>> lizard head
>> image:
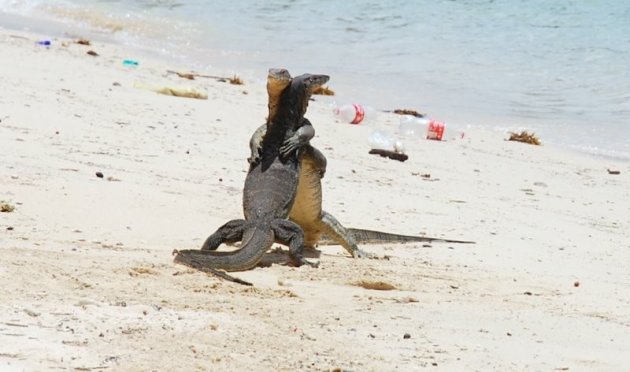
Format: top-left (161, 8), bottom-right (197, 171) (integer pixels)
top-left (288, 73), bottom-right (330, 121)
top-left (266, 68), bottom-right (292, 124)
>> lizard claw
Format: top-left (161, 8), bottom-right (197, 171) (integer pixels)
top-left (288, 257), bottom-right (320, 268)
top-left (300, 258), bottom-right (320, 268)
top-left (279, 139), bottom-right (300, 159)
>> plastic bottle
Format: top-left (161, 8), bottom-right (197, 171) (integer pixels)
top-left (399, 115), bottom-right (446, 141)
top-left (367, 130), bottom-right (394, 150)
top-left (333, 104), bottom-right (376, 125)
top-left (368, 130), bottom-right (406, 154)
top-left (426, 119), bottom-right (445, 141)
top-left (398, 115), bottom-right (430, 138)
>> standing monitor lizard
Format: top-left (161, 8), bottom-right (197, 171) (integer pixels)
top-left (173, 70), bottom-right (329, 281)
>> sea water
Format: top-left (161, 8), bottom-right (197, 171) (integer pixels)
top-left (1, 0), bottom-right (629, 160)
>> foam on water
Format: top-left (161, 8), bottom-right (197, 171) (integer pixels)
top-left (1, 0), bottom-right (629, 160)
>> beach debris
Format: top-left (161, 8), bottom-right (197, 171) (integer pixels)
top-left (23, 308), bottom-right (40, 317)
top-left (1, 202), bottom-right (15, 213)
top-left (36, 40), bottom-right (51, 46)
top-left (412, 172), bottom-right (431, 178)
top-left (395, 296), bottom-right (419, 303)
top-left (122, 59), bottom-right (139, 66)
top-left (368, 129), bottom-right (402, 152)
top-left (95, 171), bottom-right (104, 178)
top-left (76, 39), bottom-right (91, 46)
top-left (574, 281), bottom-right (580, 287)
top-left (426, 120), bottom-right (445, 140)
top-left (277, 277), bottom-right (293, 287)
top-left (403, 333), bottom-right (411, 339)
top-left (9, 34), bottom-right (31, 41)
top-left (134, 82), bottom-right (208, 99)
top-left (334, 103), bottom-right (375, 124)
top-left (369, 149), bottom-right (408, 162)
top-left (508, 131), bottom-right (541, 145)
top-left (129, 267), bottom-right (158, 276)
top-left (354, 280), bottom-right (397, 290)
top-left (392, 109), bottom-right (425, 118)
top-left (607, 169), bottom-right (620, 175)
top-left (169, 71), bottom-right (196, 80)
top-left (166, 70), bottom-right (244, 85)
top-left (229, 75), bottom-right (244, 85)
top-left (312, 85), bottom-right (335, 96)
top-left (86, 50), bottom-right (99, 56)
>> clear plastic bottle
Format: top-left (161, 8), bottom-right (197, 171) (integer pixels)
top-left (333, 104), bottom-right (376, 125)
top-left (368, 130), bottom-right (406, 153)
top-left (367, 130), bottom-right (394, 150)
top-left (398, 115), bottom-right (430, 138)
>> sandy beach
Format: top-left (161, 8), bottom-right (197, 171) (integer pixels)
top-left (1, 28), bottom-right (629, 371)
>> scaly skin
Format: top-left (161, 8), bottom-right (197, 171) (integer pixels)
top-left (248, 126), bottom-right (475, 259)
top-left (173, 69), bottom-right (330, 276)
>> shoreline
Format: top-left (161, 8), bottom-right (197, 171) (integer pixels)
top-left (2, 8), bottom-right (629, 163)
top-left (2, 27), bottom-right (630, 370)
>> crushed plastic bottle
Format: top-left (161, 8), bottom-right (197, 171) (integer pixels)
top-left (333, 103), bottom-right (376, 125)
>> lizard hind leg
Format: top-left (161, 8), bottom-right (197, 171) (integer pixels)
top-left (319, 211), bottom-right (371, 258)
top-left (201, 219), bottom-right (247, 250)
top-left (271, 219), bottom-right (319, 268)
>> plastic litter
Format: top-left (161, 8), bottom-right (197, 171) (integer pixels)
top-left (333, 103), bottom-right (376, 125)
top-left (426, 120), bottom-right (445, 141)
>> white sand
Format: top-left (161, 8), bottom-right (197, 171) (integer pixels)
top-left (1, 29), bottom-right (629, 371)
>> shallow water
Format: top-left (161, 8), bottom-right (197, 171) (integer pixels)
top-left (2, 0), bottom-right (629, 159)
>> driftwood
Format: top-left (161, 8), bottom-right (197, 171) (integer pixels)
top-left (166, 70), bottom-right (243, 85)
top-left (368, 149), bottom-right (408, 162)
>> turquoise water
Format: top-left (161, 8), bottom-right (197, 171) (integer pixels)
top-left (2, 0), bottom-right (629, 160)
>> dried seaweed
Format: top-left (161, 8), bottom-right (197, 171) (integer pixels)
top-left (392, 109), bottom-right (425, 118)
top-left (312, 85), bottom-right (335, 96)
top-left (1, 202), bottom-right (15, 213)
top-left (508, 131), bottom-right (541, 145)
top-left (228, 75), bottom-right (244, 85)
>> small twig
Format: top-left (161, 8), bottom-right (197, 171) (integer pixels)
top-left (9, 35), bottom-right (30, 41)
